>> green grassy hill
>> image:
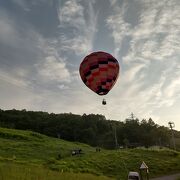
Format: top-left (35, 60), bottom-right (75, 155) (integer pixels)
top-left (0, 127), bottom-right (179, 180)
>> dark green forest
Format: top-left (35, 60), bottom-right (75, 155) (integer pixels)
top-left (0, 109), bottom-right (179, 149)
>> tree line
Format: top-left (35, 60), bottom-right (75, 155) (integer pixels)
top-left (0, 109), bottom-right (179, 149)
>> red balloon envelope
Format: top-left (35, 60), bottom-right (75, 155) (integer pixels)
top-left (79, 51), bottom-right (119, 95)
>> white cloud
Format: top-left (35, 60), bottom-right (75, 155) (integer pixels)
top-left (12, 0), bottom-right (30, 11)
top-left (34, 37), bottom-right (71, 84)
top-left (0, 10), bottom-right (19, 45)
top-left (122, 63), bottom-right (147, 83)
top-left (106, 1), bottom-right (131, 57)
top-left (58, 0), bottom-right (84, 28)
top-left (0, 75), bottom-right (43, 111)
top-left (0, 7), bottom-right (71, 88)
top-left (128, 0), bottom-right (180, 61)
top-left (36, 56), bottom-right (70, 83)
top-left (58, 84), bottom-right (69, 90)
top-left (0, 69), bottom-right (29, 88)
top-left (106, 0), bottom-right (180, 64)
top-left (57, 0), bottom-right (97, 55)
top-left (164, 77), bottom-right (180, 99)
top-left (60, 35), bottom-right (93, 56)
top-left (0, 8), bottom-right (44, 56)
top-left (109, 0), bottom-right (117, 7)
top-left (105, 0), bottom-right (180, 126)
top-left (1, 0), bottom-right (180, 129)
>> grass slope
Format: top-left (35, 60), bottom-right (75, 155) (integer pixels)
top-left (0, 162), bottom-right (111, 180)
top-left (0, 127), bottom-right (179, 180)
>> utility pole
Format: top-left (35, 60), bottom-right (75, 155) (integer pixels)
top-left (114, 126), bottom-right (118, 149)
top-left (168, 122), bottom-right (176, 150)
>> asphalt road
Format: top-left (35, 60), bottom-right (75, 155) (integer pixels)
top-left (150, 173), bottom-right (180, 180)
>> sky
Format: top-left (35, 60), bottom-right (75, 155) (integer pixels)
top-left (0, 0), bottom-right (180, 130)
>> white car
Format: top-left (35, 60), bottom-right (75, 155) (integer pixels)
top-left (128, 171), bottom-right (140, 180)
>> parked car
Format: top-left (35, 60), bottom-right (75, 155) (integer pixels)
top-left (128, 171), bottom-right (140, 180)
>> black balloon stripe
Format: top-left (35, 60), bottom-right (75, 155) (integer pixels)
top-left (85, 71), bottom-right (91, 77)
top-left (96, 87), bottom-right (109, 95)
top-left (98, 60), bottom-right (108, 64)
top-left (108, 58), bottom-right (117, 63)
top-left (90, 64), bottom-right (99, 70)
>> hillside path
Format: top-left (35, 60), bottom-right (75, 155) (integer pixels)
top-left (150, 173), bottom-right (180, 180)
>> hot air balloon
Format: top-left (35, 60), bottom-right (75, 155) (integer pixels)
top-left (79, 51), bottom-right (119, 105)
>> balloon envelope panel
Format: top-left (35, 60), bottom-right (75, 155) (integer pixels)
top-left (79, 51), bottom-right (119, 95)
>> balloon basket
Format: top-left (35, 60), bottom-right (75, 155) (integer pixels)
top-left (102, 99), bottom-right (106, 105)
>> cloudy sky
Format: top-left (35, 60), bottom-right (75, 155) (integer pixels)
top-left (0, 0), bottom-right (180, 130)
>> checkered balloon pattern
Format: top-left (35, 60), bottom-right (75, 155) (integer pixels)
top-left (79, 51), bottom-right (119, 95)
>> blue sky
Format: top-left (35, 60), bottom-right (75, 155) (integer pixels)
top-left (0, 0), bottom-right (180, 130)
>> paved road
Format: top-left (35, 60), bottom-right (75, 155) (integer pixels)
top-left (150, 173), bottom-right (180, 180)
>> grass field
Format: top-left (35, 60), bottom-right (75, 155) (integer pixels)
top-left (0, 162), bottom-right (113, 180)
top-left (0, 127), bottom-right (179, 180)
